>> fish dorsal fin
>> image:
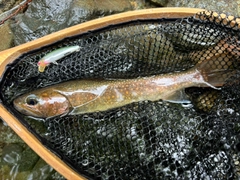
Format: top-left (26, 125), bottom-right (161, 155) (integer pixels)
top-left (164, 89), bottom-right (191, 104)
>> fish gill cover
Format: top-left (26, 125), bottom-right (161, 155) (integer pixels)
top-left (1, 11), bottom-right (240, 179)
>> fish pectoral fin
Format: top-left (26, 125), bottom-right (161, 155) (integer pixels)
top-left (163, 89), bottom-right (191, 104)
top-left (69, 105), bottom-right (92, 115)
top-left (60, 107), bottom-right (73, 117)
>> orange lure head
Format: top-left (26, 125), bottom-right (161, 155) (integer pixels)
top-left (37, 59), bottom-right (48, 72)
top-left (13, 89), bottom-right (70, 118)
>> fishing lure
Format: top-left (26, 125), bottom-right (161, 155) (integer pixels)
top-left (37, 45), bottom-right (80, 72)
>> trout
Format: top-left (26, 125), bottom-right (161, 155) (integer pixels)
top-left (13, 60), bottom-right (230, 118)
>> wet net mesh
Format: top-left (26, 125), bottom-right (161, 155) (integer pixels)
top-left (1, 11), bottom-right (240, 179)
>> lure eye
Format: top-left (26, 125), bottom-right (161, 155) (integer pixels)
top-left (25, 95), bottom-right (38, 106)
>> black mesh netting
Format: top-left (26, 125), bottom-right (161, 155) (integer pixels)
top-left (1, 11), bottom-right (240, 179)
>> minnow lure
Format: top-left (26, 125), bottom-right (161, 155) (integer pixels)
top-left (14, 58), bottom-right (231, 118)
top-left (37, 45), bottom-right (80, 72)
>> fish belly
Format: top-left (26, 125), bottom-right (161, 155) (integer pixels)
top-left (67, 77), bottom-right (184, 115)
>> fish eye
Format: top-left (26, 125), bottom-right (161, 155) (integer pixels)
top-left (25, 95), bottom-right (38, 106)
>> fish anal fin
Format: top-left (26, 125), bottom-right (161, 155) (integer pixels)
top-left (163, 89), bottom-right (191, 104)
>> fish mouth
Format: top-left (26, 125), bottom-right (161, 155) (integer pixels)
top-left (13, 99), bottom-right (26, 114)
top-left (13, 99), bottom-right (41, 117)
top-left (13, 99), bottom-right (22, 111)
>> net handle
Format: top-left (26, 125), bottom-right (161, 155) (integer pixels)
top-left (0, 7), bottom-right (204, 180)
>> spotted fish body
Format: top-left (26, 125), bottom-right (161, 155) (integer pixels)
top-left (13, 60), bottom-right (223, 118)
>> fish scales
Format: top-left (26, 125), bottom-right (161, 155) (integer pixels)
top-left (52, 70), bottom-right (195, 116)
top-left (13, 59), bottom-right (228, 118)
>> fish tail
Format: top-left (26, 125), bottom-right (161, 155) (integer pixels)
top-left (195, 57), bottom-right (236, 88)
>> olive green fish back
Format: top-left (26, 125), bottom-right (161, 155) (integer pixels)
top-left (1, 11), bottom-right (240, 179)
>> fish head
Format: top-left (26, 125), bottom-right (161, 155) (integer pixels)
top-left (13, 89), bottom-right (70, 118)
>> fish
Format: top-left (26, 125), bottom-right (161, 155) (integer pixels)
top-left (13, 59), bottom-right (232, 118)
top-left (37, 45), bottom-right (80, 72)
